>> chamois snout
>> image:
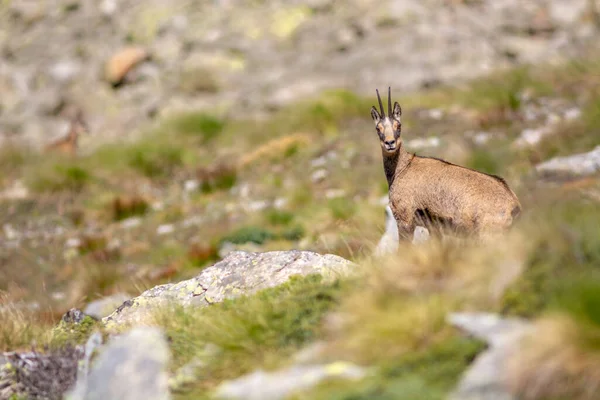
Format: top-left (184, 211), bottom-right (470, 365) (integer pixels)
top-left (371, 87), bottom-right (403, 154)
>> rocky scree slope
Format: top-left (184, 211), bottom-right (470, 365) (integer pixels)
top-left (1, 0), bottom-right (599, 150)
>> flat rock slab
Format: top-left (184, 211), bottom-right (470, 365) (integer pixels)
top-left (447, 312), bottom-right (533, 400)
top-left (103, 250), bottom-right (355, 328)
top-left (536, 145), bottom-right (600, 177)
top-left (214, 362), bottom-right (366, 400)
top-left (66, 327), bottom-right (170, 400)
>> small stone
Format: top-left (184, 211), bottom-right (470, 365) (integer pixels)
top-left (171, 15), bottom-right (188, 32)
top-left (472, 132), bottom-right (491, 145)
top-left (66, 327), bottom-right (170, 400)
top-left (182, 215), bottom-right (204, 228)
top-left (273, 198), bottom-right (288, 209)
top-left (325, 189), bottom-right (346, 199)
top-left (65, 237), bottom-right (82, 248)
top-left (84, 293), bottom-right (132, 320)
top-left (563, 107), bottom-right (581, 120)
top-left (2, 224), bottom-right (19, 240)
top-left (104, 47), bottom-right (149, 85)
top-left (184, 179), bottom-right (199, 192)
top-left (52, 292), bottom-right (66, 301)
top-left (215, 362), bottom-right (366, 400)
top-left (311, 169), bottom-right (328, 183)
top-left (310, 156), bottom-right (327, 168)
top-left (536, 145), bottom-right (600, 177)
top-left (156, 224), bottom-right (175, 235)
top-left (121, 217), bottom-right (142, 229)
top-left (246, 200), bottom-right (269, 212)
top-left (546, 113), bottom-right (561, 125)
top-left (48, 60), bottom-right (81, 83)
top-left (0, 180), bottom-right (29, 200)
top-left (406, 137), bottom-right (441, 150)
top-left (428, 108), bottom-right (443, 120)
top-left (99, 0), bottom-right (117, 15)
top-left (514, 127), bottom-right (550, 147)
top-left (61, 308), bottom-right (88, 324)
top-left (412, 226), bottom-right (430, 245)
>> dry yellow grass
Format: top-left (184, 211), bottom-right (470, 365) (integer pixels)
top-left (237, 132), bottom-right (312, 169)
top-left (0, 294), bottom-right (52, 352)
top-left (321, 232), bottom-right (530, 364)
top-left (506, 314), bottom-right (600, 400)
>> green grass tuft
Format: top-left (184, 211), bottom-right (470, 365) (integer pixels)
top-left (166, 112), bottom-right (225, 141)
top-left (219, 226), bottom-right (275, 245)
top-left (501, 197), bottom-right (600, 318)
top-left (266, 210), bottom-right (295, 226)
top-left (49, 315), bottom-right (102, 348)
top-left (293, 335), bottom-right (485, 400)
top-left (154, 274), bottom-right (350, 396)
top-left (26, 161), bottom-right (92, 193)
top-left (126, 141), bottom-right (185, 178)
top-left (328, 198), bottom-right (356, 221)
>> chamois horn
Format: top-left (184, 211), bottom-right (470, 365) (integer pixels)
top-left (376, 89), bottom-right (385, 117)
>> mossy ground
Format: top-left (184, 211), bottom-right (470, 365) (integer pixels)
top-left (1, 56), bottom-right (600, 399)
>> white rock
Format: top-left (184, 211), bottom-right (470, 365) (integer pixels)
top-left (406, 136), bottom-right (440, 150)
top-left (99, 0), bottom-right (117, 16)
top-left (181, 215), bottom-right (204, 228)
top-left (513, 127), bottom-right (551, 147)
top-left (51, 292), bottom-right (66, 301)
top-left (273, 198), bottom-right (288, 209)
top-left (156, 224), bottom-right (175, 235)
top-left (325, 189), bottom-right (346, 199)
top-left (3, 224), bottom-right (19, 240)
top-left (448, 312), bottom-right (533, 400)
top-left (67, 327), bottom-right (171, 400)
top-left (65, 237), bottom-right (82, 248)
top-left (121, 217), bottom-right (142, 229)
top-left (0, 180), bottom-right (29, 200)
top-left (246, 200), bottom-right (269, 212)
top-left (536, 145), bottom-right (600, 176)
top-left (48, 60), bottom-right (81, 83)
top-left (215, 362), bottom-right (366, 400)
top-left (310, 156), bottom-right (327, 168)
top-left (311, 169), bottom-right (328, 183)
top-left (472, 132), bottom-right (491, 145)
top-left (563, 107), bottom-right (582, 120)
top-left (184, 179), bottom-right (200, 192)
top-left (428, 108), bottom-right (443, 120)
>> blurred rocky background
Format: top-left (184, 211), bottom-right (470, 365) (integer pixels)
top-left (1, 0), bottom-right (599, 149)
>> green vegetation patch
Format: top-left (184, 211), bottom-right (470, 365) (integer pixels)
top-left (219, 223), bottom-right (306, 246)
top-left (164, 112), bottom-right (225, 142)
top-left (293, 335), bottom-right (485, 400)
top-left (154, 274), bottom-right (351, 396)
top-left (501, 197), bottom-right (600, 318)
top-left (26, 159), bottom-right (93, 193)
top-left (50, 315), bottom-right (102, 348)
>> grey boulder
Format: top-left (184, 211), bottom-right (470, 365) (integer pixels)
top-left (103, 250), bottom-right (355, 328)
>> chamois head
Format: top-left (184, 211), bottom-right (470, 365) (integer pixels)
top-left (370, 87), bottom-right (402, 154)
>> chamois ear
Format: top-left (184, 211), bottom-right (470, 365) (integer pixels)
top-left (392, 102), bottom-right (402, 121)
top-left (371, 106), bottom-right (381, 124)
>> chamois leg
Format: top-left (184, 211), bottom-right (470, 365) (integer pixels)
top-left (396, 217), bottom-right (416, 242)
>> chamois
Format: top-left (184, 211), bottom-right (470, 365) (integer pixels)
top-left (44, 108), bottom-right (89, 156)
top-left (370, 87), bottom-right (521, 242)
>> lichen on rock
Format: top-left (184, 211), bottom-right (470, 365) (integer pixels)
top-left (102, 250), bottom-right (355, 329)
